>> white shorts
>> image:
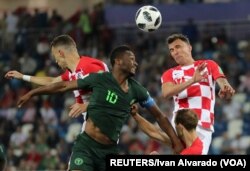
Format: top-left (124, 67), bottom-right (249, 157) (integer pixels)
top-left (196, 125), bottom-right (212, 155)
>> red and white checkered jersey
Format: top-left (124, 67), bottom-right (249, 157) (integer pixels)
top-left (61, 56), bottom-right (109, 103)
top-left (161, 60), bottom-right (225, 131)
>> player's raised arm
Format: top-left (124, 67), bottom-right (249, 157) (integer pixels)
top-left (17, 80), bottom-right (78, 107)
top-left (161, 62), bottom-right (207, 99)
top-left (145, 104), bottom-right (184, 153)
top-left (130, 105), bottom-right (171, 146)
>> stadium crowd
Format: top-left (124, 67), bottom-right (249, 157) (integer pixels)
top-left (0, 2), bottom-right (250, 170)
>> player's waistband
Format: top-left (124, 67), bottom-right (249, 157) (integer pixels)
top-left (79, 132), bottom-right (118, 149)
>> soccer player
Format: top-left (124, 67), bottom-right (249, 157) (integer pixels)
top-left (5, 34), bottom-right (109, 130)
top-left (130, 105), bottom-right (202, 155)
top-left (161, 33), bottom-right (235, 154)
top-left (17, 45), bottom-right (183, 171)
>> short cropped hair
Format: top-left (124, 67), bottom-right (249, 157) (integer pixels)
top-left (50, 35), bottom-right (76, 48)
top-left (166, 33), bottom-right (190, 45)
top-left (175, 109), bottom-right (198, 131)
top-left (109, 45), bottom-right (132, 66)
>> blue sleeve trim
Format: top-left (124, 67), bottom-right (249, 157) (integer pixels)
top-left (139, 97), bottom-right (155, 108)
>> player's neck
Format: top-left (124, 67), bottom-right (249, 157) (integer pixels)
top-left (112, 71), bottom-right (128, 84)
top-left (67, 56), bottom-right (80, 72)
top-left (181, 57), bottom-right (195, 66)
top-left (112, 70), bottom-right (129, 92)
top-left (182, 129), bottom-right (197, 147)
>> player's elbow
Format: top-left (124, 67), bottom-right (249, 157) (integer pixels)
top-left (162, 91), bottom-right (172, 99)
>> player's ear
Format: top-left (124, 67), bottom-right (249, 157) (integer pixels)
top-left (58, 49), bottom-right (65, 58)
top-left (189, 44), bottom-right (192, 52)
top-left (115, 58), bottom-right (122, 65)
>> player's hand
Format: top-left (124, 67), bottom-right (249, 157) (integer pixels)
top-left (130, 104), bottom-right (139, 116)
top-left (69, 103), bottom-right (88, 118)
top-left (192, 62), bottom-right (208, 83)
top-left (150, 151), bottom-right (160, 155)
top-left (5, 70), bottom-right (23, 79)
top-left (218, 84), bottom-right (235, 99)
top-left (17, 93), bottom-right (32, 108)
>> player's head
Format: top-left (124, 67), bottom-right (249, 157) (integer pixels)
top-left (109, 45), bottom-right (138, 76)
top-left (166, 33), bottom-right (192, 65)
top-left (50, 35), bottom-right (78, 70)
top-left (174, 109), bottom-right (198, 138)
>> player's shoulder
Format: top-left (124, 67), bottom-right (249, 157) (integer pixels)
top-left (95, 71), bottom-right (111, 79)
top-left (84, 71), bottom-right (108, 82)
top-left (162, 65), bottom-right (180, 75)
top-left (128, 78), bottom-right (144, 88)
top-left (195, 59), bottom-right (217, 65)
top-left (80, 56), bottom-right (102, 63)
top-left (90, 71), bottom-right (108, 77)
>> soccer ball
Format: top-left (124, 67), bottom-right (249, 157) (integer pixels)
top-left (135, 5), bottom-right (162, 32)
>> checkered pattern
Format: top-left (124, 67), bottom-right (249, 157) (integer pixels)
top-left (61, 56), bottom-right (109, 103)
top-left (161, 60), bottom-right (225, 131)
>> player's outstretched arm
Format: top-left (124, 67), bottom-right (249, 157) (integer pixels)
top-left (146, 104), bottom-right (184, 154)
top-left (5, 70), bottom-right (62, 85)
top-left (17, 80), bottom-right (78, 107)
top-left (130, 105), bottom-right (171, 146)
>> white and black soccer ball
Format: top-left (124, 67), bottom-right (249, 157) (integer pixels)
top-left (135, 5), bottom-right (162, 32)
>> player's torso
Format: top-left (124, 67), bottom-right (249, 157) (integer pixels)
top-left (88, 74), bottom-right (138, 117)
top-left (171, 61), bottom-right (215, 102)
top-left (87, 73), bottom-right (141, 142)
top-left (171, 61), bottom-right (216, 130)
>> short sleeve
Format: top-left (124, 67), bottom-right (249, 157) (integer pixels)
top-left (132, 82), bottom-right (155, 108)
top-left (207, 60), bottom-right (225, 80)
top-left (135, 85), bottom-right (150, 102)
top-left (61, 70), bottom-right (70, 81)
top-left (85, 61), bottom-right (109, 74)
top-left (161, 69), bottom-right (174, 84)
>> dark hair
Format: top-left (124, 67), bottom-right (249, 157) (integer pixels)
top-left (50, 35), bottom-right (76, 48)
top-left (175, 109), bottom-right (198, 131)
top-left (166, 33), bottom-right (190, 45)
top-left (109, 45), bottom-right (132, 66)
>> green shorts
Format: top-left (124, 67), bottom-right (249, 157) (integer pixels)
top-left (69, 132), bottom-right (118, 171)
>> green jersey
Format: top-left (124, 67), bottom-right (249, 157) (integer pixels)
top-left (77, 72), bottom-right (150, 142)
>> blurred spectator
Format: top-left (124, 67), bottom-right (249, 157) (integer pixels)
top-left (19, 53), bottom-right (37, 75)
top-left (39, 100), bottom-right (58, 127)
top-left (77, 9), bottom-right (92, 48)
top-left (49, 9), bottom-right (63, 29)
top-left (5, 12), bottom-right (19, 50)
top-left (32, 8), bottom-right (48, 29)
